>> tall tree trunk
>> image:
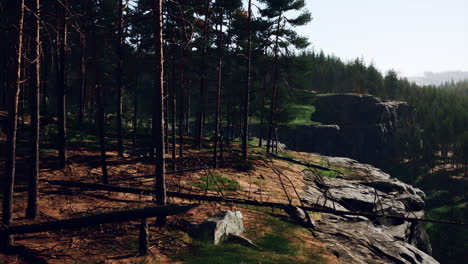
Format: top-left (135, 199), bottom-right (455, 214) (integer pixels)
top-left (226, 101), bottom-right (231, 148)
top-left (195, 0), bottom-right (210, 149)
top-left (41, 47), bottom-right (48, 116)
top-left (185, 81), bottom-right (190, 135)
top-left (242, 0), bottom-right (252, 160)
top-left (164, 79), bottom-right (169, 154)
top-left (26, 0), bottom-right (41, 220)
top-left (178, 49), bottom-right (185, 158)
top-left (0, 4), bottom-right (6, 108)
top-left (133, 40), bottom-right (142, 146)
top-left (56, 1), bottom-right (68, 168)
top-left (170, 49), bottom-right (177, 172)
top-left (214, 3), bottom-right (224, 168)
top-left (78, 0), bottom-right (88, 125)
top-left (258, 75), bottom-right (267, 147)
top-left (20, 42), bottom-right (27, 126)
top-left (116, 0), bottom-right (124, 157)
top-left (96, 83), bottom-right (108, 184)
top-left (267, 15), bottom-right (281, 153)
top-left (78, 36), bottom-right (86, 125)
top-left (92, 5), bottom-right (108, 184)
top-left (1, 0), bottom-right (24, 248)
top-left (133, 75), bottom-right (138, 146)
top-left (153, 0), bottom-right (166, 207)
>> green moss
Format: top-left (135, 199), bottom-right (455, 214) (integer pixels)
top-left (40, 148), bottom-right (58, 155)
top-left (316, 170), bottom-right (338, 179)
top-left (191, 174), bottom-right (240, 192)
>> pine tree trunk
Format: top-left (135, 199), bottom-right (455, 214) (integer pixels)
top-left (171, 50), bottom-right (177, 172)
top-left (258, 75), bottom-right (268, 147)
top-left (164, 80), bottom-right (169, 154)
top-left (1, 0), bottom-right (24, 248)
top-left (78, 0), bottom-right (88, 125)
top-left (178, 49), bottom-right (185, 158)
top-left (267, 15), bottom-right (281, 153)
top-left (214, 3), bottom-right (224, 168)
top-left (153, 0), bottom-right (166, 206)
top-left (185, 82), bottom-right (190, 135)
top-left (56, 1), bottom-right (68, 168)
top-left (94, 32), bottom-right (109, 184)
top-left (41, 47), bottom-right (48, 116)
top-left (133, 40), bottom-right (142, 146)
top-left (116, 0), bottom-right (124, 157)
top-left (133, 75), bottom-right (138, 146)
top-left (195, 0), bottom-right (211, 149)
top-left (96, 83), bottom-right (108, 184)
top-left (242, 0), bottom-right (252, 160)
top-left (26, 0), bottom-right (41, 220)
top-left (226, 102), bottom-right (231, 148)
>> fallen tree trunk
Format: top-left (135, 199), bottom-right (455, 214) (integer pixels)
top-left (43, 179), bottom-right (154, 195)
top-left (267, 153), bottom-right (343, 175)
top-left (0, 204), bottom-right (196, 236)
top-left (108, 167), bottom-right (209, 182)
top-left (42, 179), bottom-right (466, 226)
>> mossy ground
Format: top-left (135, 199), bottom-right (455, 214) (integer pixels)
top-left (191, 173), bottom-right (241, 191)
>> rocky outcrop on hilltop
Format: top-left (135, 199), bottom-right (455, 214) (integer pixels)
top-left (310, 94), bottom-right (415, 165)
top-left (252, 94), bottom-right (416, 166)
top-left (300, 154), bottom-right (437, 264)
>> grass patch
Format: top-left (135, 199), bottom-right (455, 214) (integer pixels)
top-left (316, 169), bottom-right (338, 179)
top-left (40, 148), bottom-right (58, 155)
top-left (191, 174), bottom-right (240, 192)
top-left (278, 104), bottom-right (319, 127)
top-left (256, 220), bottom-right (297, 255)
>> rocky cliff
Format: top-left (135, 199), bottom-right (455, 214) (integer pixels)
top-left (300, 153), bottom-right (437, 264)
top-left (253, 94), bottom-right (415, 166)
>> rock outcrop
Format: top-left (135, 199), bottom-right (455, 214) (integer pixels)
top-left (300, 155), bottom-right (437, 264)
top-left (252, 94), bottom-right (416, 166)
top-left (188, 210), bottom-right (245, 245)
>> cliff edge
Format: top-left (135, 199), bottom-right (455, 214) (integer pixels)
top-left (299, 153), bottom-right (437, 264)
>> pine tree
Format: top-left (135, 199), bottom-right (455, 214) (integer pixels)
top-left (153, 0), bottom-right (166, 207)
top-left (1, 0), bottom-right (25, 248)
top-left (26, 0), bottom-right (41, 220)
top-left (259, 0), bottom-right (311, 153)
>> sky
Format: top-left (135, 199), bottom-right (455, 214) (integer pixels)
top-left (294, 0), bottom-right (468, 77)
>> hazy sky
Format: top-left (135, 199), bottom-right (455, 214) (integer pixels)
top-left (295, 0), bottom-right (468, 77)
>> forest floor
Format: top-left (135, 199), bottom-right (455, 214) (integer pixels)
top-left (0, 129), bottom-right (338, 264)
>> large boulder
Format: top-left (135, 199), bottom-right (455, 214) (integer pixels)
top-left (189, 210), bottom-right (245, 245)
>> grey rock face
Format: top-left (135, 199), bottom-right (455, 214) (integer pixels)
top-left (189, 211), bottom-right (245, 245)
top-left (300, 155), bottom-right (436, 263)
top-left (313, 94), bottom-right (389, 126)
top-left (315, 214), bottom-right (438, 264)
top-left (310, 94), bottom-right (412, 166)
top-left (250, 94), bottom-right (416, 166)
